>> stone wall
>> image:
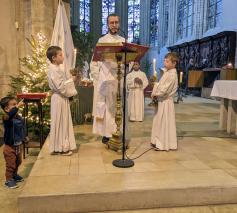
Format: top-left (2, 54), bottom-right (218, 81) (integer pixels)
top-left (0, 0), bottom-right (70, 98)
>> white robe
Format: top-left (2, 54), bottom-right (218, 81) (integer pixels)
top-left (151, 68), bottom-right (178, 151)
top-left (127, 70), bottom-right (148, 121)
top-left (90, 33), bottom-right (125, 137)
top-left (47, 64), bottom-right (77, 153)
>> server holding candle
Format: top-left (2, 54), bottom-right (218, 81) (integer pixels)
top-left (150, 52), bottom-right (179, 151)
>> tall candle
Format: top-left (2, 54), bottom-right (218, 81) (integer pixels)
top-left (73, 49), bottom-right (77, 68)
top-left (180, 71), bottom-right (183, 83)
top-left (153, 58), bottom-right (156, 77)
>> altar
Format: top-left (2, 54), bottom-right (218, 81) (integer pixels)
top-left (211, 80), bottom-right (237, 135)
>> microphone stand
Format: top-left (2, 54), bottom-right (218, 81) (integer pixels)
top-left (112, 30), bottom-right (134, 168)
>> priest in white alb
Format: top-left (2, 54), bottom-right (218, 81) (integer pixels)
top-left (90, 14), bottom-right (125, 144)
top-left (127, 61), bottom-right (148, 122)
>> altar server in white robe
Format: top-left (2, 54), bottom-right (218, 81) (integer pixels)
top-left (127, 61), bottom-right (148, 121)
top-left (46, 46), bottom-right (77, 155)
top-left (150, 52), bottom-right (179, 151)
top-left (90, 14), bottom-right (125, 144)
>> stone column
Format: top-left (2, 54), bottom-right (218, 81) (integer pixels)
top-left (30, 0), bottom-right (61, 40)
top-left (167, 0), bottom-right (177, 46)
top-left (0, 0), bottom-right (19, 97)
top-left (158, 0), bottom-right (164, 50)
top-left (71, 0), bottom-right (79, 28)
top-left (116, 0), bottom-right (128, 38)
top-left (140, 0), bottom-right (150, 45)
top-left (91, 0), bottom-right (102, 46)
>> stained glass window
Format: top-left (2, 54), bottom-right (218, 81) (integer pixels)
top-left (79, 0), bottom-right (90, 32)
top-left (128, 0), bottom-right (140, 43)
top-left (150, 0), bottom-right (159, 46)
top-left (177, 0), bottom-right (193, 40)
top-left (102, 0), bottom-right (116, 35)
top-left (207, 0), bottom-right (222, 30)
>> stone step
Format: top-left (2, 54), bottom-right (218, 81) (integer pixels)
top-left (18, 140), bottom-right (237, 213)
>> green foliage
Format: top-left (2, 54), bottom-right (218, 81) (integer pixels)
top-left (72, 30), bottom-right (94, 69)
top-left (9, 32), bottom-right (50, 138)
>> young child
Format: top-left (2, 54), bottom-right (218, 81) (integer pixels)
top-left (46, 46), bottom-right (77, 156)
top-left (0, 96), bottom-right (25, 188)
top-left (126, 61), bottom-right (148, 122)
top-left (150, 52), bottom-right (179, 151)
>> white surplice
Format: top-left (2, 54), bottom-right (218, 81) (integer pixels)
top-left (90, 33), bottom-right (125, 137)
top-left (47, 64), bottom-right (77, 153)
top-left (126, 70), bottom-right (148, 121)
top-left (151, 68), bottom-right (178, 151)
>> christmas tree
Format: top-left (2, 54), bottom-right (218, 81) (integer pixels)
top-left (9, 32), bottom-right (50, 137)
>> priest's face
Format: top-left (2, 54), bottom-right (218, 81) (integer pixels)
top-left (133, 62), bottom-right (140, 71)
top-left (108, 16), bottom-right (120, 35)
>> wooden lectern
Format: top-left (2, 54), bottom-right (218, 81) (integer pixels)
top-left (92, 42), bottom-right (148, 168)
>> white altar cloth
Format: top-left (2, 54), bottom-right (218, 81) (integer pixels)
top-left (211, 80), bottom-right (237, 135)
top-left (211, 80), bottom-right (237, 100)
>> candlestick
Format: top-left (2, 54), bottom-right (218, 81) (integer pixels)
top-left (73, 49), bottom-right (77, 68)
top-left (180, 71), bottom-right (183, 84)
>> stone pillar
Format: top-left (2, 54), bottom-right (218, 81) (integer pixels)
top-left (71, 0), bottom-right (79, 28)
top-left (167, 0), bottom-right (177, 46)
top-left (140, 0), bottom-right (150, 45)
top-left (158, 0), bottom-right (164, 50)
top-left (0, 0), bottom-right (65, 96)
top-left (116, 0), bottom-right (128, 38)
top-left (91, 0), bottom-right (102, 46)
top-left (0, 0), bottom-right (20, 97)
top-left (30, 0), bottom-right (60, 40)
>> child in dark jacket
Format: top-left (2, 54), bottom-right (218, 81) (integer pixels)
top-left (0, 96), bottom-right (25, 188)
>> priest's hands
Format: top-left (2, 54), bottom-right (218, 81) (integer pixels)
top-left (134, 77), bottom-right (143, 86)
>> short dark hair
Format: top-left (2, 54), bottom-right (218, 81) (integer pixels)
top-left (165, 52), bottom-right (179, 64)
top-left (107, 13), bottom-right (120, 24)
top-left (46, 46), bottom-right (62, 63)
top-left (0, 96), bottom-right (16, 111)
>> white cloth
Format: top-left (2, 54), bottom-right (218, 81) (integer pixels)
top-left (47, 64), bottom-right (77, 153)
top-left (126, 70), bottom-right (148, 121)
top-left (90, 33), bottom-right (125, 137)
top-left (82, 61), bottom-right (89, 79)
top-left (211, 80), bottom-right (237, 100)
top-left (50, 0), bottom-right (75, 79)
top-left (151, 68), bottom-right (178, 151)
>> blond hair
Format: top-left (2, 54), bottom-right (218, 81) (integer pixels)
top-left (165, 52), bottom-right (179, 64)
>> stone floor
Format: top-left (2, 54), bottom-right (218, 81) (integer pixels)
top-left (1, 96), bottom-right (237, 212)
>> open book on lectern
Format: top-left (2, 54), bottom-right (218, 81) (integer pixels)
top-left (92, 42), bottom-right (149, 63)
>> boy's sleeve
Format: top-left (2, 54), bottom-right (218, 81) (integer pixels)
top-left (90, 61), bottom-right (101, 81)
top-left (142, 73), bottom-right (149, 89)
top-left (152, 74), bottom-right (176, 98)
top-left (126, 73), bottom-right (135, 90)
top-left (50, 70), bottom-right (77, 97)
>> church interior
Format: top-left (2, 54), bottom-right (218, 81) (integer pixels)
top-left (1, 0), bottom-right (237, 212)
